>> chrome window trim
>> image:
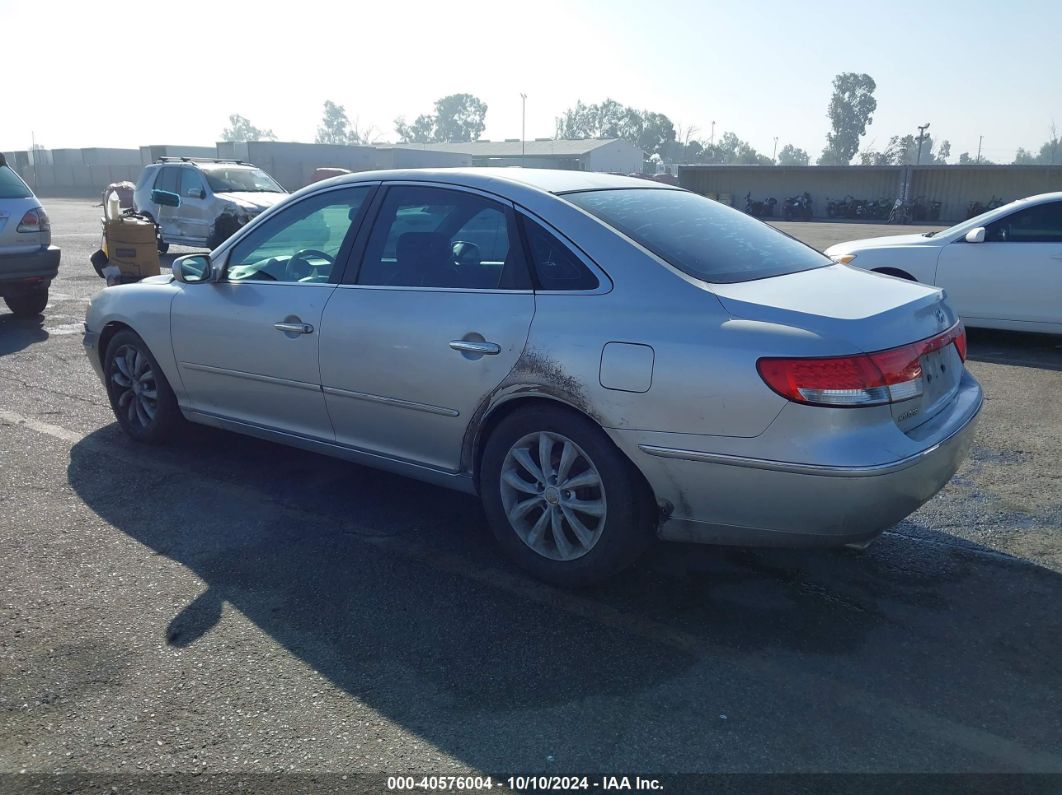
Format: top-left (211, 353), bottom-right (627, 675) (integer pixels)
top-left (332, 284), bottom-right (532, 295)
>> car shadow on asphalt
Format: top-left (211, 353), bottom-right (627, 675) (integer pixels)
top-left (966, 329), bottom-right (1062, 372)
top-left (0, 312), bottom-right (49, 355)
top-left (65, 422), bottom-right (1062, 771)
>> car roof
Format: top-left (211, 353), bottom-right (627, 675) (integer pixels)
top-left (325, 167), bottom-right (679, 197)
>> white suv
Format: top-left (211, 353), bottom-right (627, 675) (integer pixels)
top-left (132, 158), bottom-right (287, 252)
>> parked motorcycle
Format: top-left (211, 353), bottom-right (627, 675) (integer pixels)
top-left (782, 192), bottom-right (813, 221)
top-left (744, 193), bottom-right (778, 219)
top-left (888, 198), bottom-right (913, 225)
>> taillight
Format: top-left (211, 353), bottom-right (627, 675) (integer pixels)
top-left (757, 322), bottom-right (966, 407)
top-left (17, 208), bottom-right (49, 233)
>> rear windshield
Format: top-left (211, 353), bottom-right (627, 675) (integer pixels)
top-left (564, 188), bottom-right (829, 283)
top-left (0, 165), bottom-right (33, 199)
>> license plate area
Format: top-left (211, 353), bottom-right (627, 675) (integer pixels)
top-left (893, 344), bottom-right (962, 433)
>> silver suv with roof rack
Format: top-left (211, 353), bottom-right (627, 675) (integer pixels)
top-left (132, 157), bottom-right (288, 252)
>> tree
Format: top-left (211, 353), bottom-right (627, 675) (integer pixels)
top-left (554, 98), bottom-right (676, 158)
top-left (637, 112), bottom-right (677, 160)
top-left (777, 144), bottom-right (810, 166)
top-left (1013, 126), bottom-right (1060, 164)
top-left (859, 133), bottom-right (950, 165)
top-left (711, 131), bottom-right (773, 165)
top-left (959, 151), bottom-right (994, 165)
top-left (394, 114), bottom-right (436, 144)
top-left (818, 73), bottom-right (877, 165)
top-left (316, 100), bottom-right (360, 145)
top-left (220, 113), bottom-right (275, 143)
top-left (394, 94), bottom-right (488, 144)
top-left (432, 93), bottom-right (488, 143)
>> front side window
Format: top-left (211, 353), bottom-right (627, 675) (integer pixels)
top-left (179, 168), bottom-right (206, 199)
top-left (225, 187), bottom-right (372, 283)
top-left (203, 167), bottom-right (284, 194)
top-left (565, 188), bottom-right (829, 284)
top-left (520, 216), bottom-right (599, 291)
top-left (985, 201), bottom-right (1062, 243)
top-left (356, 186), bottom-right (529, 289)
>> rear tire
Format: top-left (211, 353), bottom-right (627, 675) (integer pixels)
top-left (103, 330), bottom-right (181, 444)
top-left (4, 288), bottom-right (48, 317)
top-left (480, 405), bottom-right (655, 587)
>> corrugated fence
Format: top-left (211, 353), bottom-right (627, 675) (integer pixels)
top-left (679, 165), bottom-right (1062, 222)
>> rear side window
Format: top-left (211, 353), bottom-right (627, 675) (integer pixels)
top-left (0, 165), bottom-right (32, 199)
top-left (153, 167), bottom-right (179, 194)
top-left (520, 216), bottom-right (599, 291)
top-left (565, 188), bottom-right (829, 284)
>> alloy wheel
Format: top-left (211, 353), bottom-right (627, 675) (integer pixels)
top-left (499, 431), bottom-right (607, 561)
top-left (110, 344), bottom-right (159, 430)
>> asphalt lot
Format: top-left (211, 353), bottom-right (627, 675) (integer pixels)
top-left (1, 199), bottom-right (1060, 784)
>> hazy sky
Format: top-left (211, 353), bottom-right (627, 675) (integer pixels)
top-left (3, 0), bottom-right (1059, 161)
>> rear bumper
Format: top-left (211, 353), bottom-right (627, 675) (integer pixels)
top-left (614, 372), bottom-right (983, 547)
top-left (0, 246), bottom-right (60, 291)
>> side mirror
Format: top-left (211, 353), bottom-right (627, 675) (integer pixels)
top-left (151, 189), bottom-right (181, 208)
top-left (965, 227), bottom-right (986, 244)
top-left (172, 254), bottom-right (212, 283)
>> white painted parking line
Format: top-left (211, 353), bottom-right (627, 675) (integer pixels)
top-left (44, 322), bottom-right (85, 336)
top-left (0, 409), bottom-right (83, 444)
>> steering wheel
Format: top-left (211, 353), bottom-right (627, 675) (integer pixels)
top-left (285, 248), bottom-right (335, 282)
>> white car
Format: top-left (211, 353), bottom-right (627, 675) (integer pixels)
top-left (825, 192), bottom-right (1062, 334)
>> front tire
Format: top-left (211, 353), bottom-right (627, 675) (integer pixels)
top-left (4, 288), bottom-right (48, 317)
top-left (104, 330), bottom-right (181, 443)
top-left (480, 406), bottom-right (655, 587)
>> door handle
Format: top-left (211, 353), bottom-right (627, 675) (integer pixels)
top-left (449, 340), bottom-right (501, 355)
top-left (274, 321), bottom-right (314, 334)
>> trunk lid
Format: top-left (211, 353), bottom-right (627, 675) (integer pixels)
top-left (713, 264), bottom-right (964, 433)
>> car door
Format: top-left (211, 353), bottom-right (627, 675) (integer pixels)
top-left (152, 166), bottom-right (181, 240)
top-left (171, 184), bottom-right (376, 439)
top-left (319, 183), bottom-right (535, 472)
top-left (936, 200), bottom-right (1062, 325)
top-left (176, 167), bottom-right (212, 244)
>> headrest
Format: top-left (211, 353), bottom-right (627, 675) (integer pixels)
top-left (396, 232), bottom-right (451, 263)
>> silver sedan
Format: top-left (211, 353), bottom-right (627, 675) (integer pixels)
top-left (83, 169), bottom-right (983, 586)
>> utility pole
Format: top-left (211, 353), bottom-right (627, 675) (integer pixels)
top-left (916, 122), bottom-right (931, 165)
top-left (520, 93), bottom-right (527, 166)
top-left (709, 120), bottom-right (716, 147)
top-left (772, 136), bottom-right (779, 163)
top-left (976, 135), bottom-right (983, 164)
